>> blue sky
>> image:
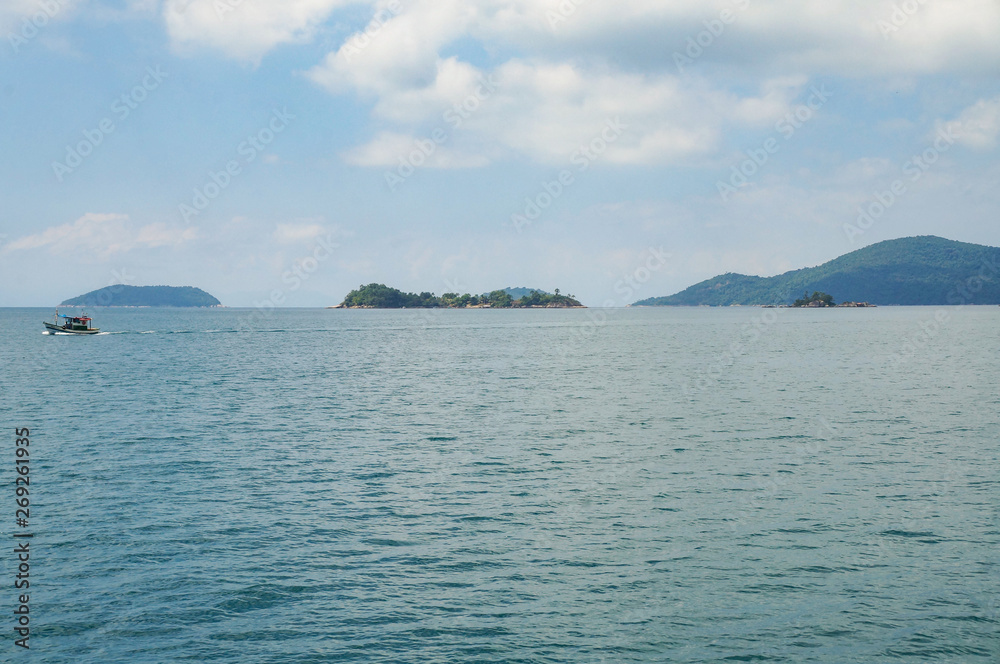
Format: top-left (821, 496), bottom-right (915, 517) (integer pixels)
top-left (2, 0), bottom-right (999, 306)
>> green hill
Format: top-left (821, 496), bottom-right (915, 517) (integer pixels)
top-left (633, 236), bottom-right (1000, 306)
top-left (61, 285), bottom-right (221, 307)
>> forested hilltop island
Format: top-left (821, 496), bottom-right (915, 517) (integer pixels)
top-left (634, 236), bottom-right (1000, 306)
top-left (336, 284), bottom-right (584, 308)
top-left (61, 285), bottom-right (221, 307)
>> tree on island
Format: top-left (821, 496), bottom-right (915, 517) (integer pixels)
top-left (793, 291), bottom-right (835, 307)
top-left (518, 290), bottom-right (542, 306)
top-left (485, 290), bottom-right (513, 307)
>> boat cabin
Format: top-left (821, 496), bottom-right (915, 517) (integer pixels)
top-left (60, 315), bottom-right (94, 331)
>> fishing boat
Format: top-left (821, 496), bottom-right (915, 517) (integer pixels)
top-left (43, 311), bottom-right (100, 335)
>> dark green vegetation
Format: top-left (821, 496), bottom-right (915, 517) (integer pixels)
top-left (793, 291), bottom-right (835, 307)
top-left (633, 236), bottom-right (1000, 306)
top-left (340, 284), bottom-right (583, 308)
top-left (61, 285), bottom-right (221, 307)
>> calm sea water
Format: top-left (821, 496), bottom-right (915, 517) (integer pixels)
top-left (1, 306), bottom-right (998, 663)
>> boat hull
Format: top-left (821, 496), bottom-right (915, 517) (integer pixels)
top-left (43, 322), bottom-right (100, 335)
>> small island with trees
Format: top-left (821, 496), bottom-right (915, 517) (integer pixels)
top-left (793, 291), bottom-right (835, 307)
top-left (789, 291), bottom-right (875, 308)
top-left (335, 284), bottom-right (585, 308)
top-left (792, 291), bottom-right (875, 309)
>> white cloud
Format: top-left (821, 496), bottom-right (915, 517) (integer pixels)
top-left (133, 222), bottom-right (199, 248)
top-left (304, 0), bottom-right (1000, 75)
top-left (3, 213), bottom-right (197, 258)
top-left (308, 1), bottom-right (812, 166)
top-left (502, 0), bottom-right (1000, 76)
top-left (157, 0), bottom-right (1000, 76)
top-left (327, 58), bottom-right (805, 167)
top-left (162, 0), bottom-right (356, 62)
top-left (304, 1), bottom-right (999, 168)
top-left (151, 1), bottom-right (1000, 168)
top-left (940, 96), bottom-right (1000, 150)
top-left (272, 221), bottom-right (327, 243)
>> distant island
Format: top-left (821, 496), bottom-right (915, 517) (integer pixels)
top-left (335, 284), bottom-right (584, 308)
top-left (786, 291), bottom-right (875, 308)
top-left (61, 285), bottom-right (222, 307)
top-left (633, 236), bottom-right (1000, 306)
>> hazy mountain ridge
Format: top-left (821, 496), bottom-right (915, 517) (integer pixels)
top-left (633, 236), bottom-right (1000, 306)
top-left (500, 287), bottom-right (550, 299)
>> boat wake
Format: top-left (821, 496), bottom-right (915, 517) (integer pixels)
top-left (44, 328), bottom-right (332, 336)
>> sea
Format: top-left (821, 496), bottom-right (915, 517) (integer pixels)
top-left (1, 306), bottom-right (998, 663)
